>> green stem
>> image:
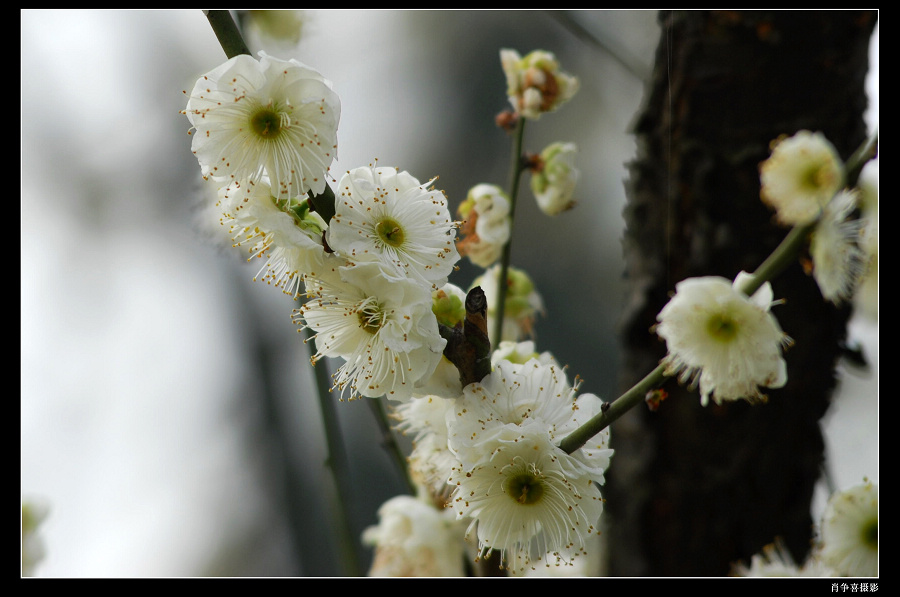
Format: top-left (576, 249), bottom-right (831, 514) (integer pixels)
top-left (558, 129), bottom-right (878, 455)
top-left (492, 117), bottom-right (527, 349)
top-left (559, 364), bottom-right (667, 454)
top-left (304, 325), bottom-right (363, 577)
top-left (740, 223), bottom-right (815, 297)
top-left (845, 129), bottom-right (878, 189)
top-left (204, 10), bottom-right (251, 59)
top-left (366, 398), bottom-right (417, 496)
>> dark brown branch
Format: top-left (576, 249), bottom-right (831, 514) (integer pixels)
top-left (440, 286), bottom-right (493, 388)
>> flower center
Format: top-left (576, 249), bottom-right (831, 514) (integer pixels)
top-left (706, 313), bottom-right (739, 342)
top-left (375, 217), bottom-right (405, 248)
top-left (505, 472), bottom-right (544, 506)
top-left (802, 162), bottom-right (834, 194)
top-left (357, 298), bottom-right (386, 335)
top-left (862, 516), bottom-right (878, 550)
top-left (250, 106), bottom-right (289, 139)
top-left (523, 67), bottom-right (560, 111)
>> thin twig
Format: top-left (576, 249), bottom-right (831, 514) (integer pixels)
top-left (557, 130), bottom-right (879, 455)
top-left (492, 118), bottom-right (527, 349)
top-left (366, 398), bottom-right (417, 496)
top-left (204, 10), bottom-right (251, 59)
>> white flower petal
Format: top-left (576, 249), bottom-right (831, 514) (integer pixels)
top-left (816, 481), bottom-right (878, 577)
top-left (656, 275), bottom-right (791, 406)
top-left (295, 263), bottom-right (445, 400)
top-left (759, 130), bottom-right (844, 226)
top-left (327, 166), bottom-right (459, 288)
top-left (183, 53), bottom-right (340, 198)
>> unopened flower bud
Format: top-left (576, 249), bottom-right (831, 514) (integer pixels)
top-left (456, 184), bottom-right (511, 268)
top-left (500, 49), bottom-right (579, 120)
top-left (530, 142), bottom-right (579, 215)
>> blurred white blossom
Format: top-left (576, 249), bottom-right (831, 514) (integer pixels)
top-left (760, 130), bottom-right (844, 226)
top-left (500, 49), bottom-right (579, 120)
top-left (530, 142), bottom-right (579, 215)
top-left (363, 493), bottom-right (467, 577)
top-left (655, 272), bottom-right (791, 406)
top-left (814, 480), bottom-right (878, 577)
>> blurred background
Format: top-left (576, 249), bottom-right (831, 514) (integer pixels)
top-left (21, 10), bottom-right (878, 576)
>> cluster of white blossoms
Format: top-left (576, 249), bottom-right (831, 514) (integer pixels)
top-left (657, 130), bottom-right (877, 406)
top-left (185, 48), bottom-right (609, 575)
top-left (390, 340), bottom-right (613, 573)
top-left (318, 166), bottom-right (461, 396)
top-left (759, 130), bottom-right (875, 306)
top-left (183, 52), bottom-right (343, 298)
top-left (183, 52), bottom-right (464, 402)
top-left (292, 165), bottom-right (463, 400)
top-left (446, 358), bottom-right (613, 570)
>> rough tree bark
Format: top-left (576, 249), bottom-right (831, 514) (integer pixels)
top-left (608, 10), bottom-right (877, 576)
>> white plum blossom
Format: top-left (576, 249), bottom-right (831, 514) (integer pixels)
top-left (500, 49), bottom-right (579, 120)
top-left (326, 166), bottom-right (459, 288)
top-left (809, 190), bottom-right (865, 305)
top-left (814, 480), bottom-right (878, 577)
top-left (456, 184), bottom-right (511, 268)
top-left (217, 178), bottom-right (339, 297)
top-left (183, 52), bottom-right (340, 199)
top-left (759, 130), bottom-right (844, 226)
top-left (449, 431), bottom-right (605, 571)
top-left (655, 272), bottom-right (791, 406)
top-left (295, 263), bottom-right (446, 401)
top-left (530, 142), bottom-right (579, 215)
top-left (446, 359), bottom-right (612, 569)
top-left (362, 493), bottom-right (467, 577)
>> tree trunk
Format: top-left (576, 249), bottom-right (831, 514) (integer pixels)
top-left (609, 10), bottom-right (877, 576)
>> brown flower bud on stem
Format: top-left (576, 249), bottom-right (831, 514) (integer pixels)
top-left (495, 110), bottom-right (519, 132)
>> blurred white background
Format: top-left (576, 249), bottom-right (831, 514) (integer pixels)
top-left (21, 10), bottom-right (877, 577)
